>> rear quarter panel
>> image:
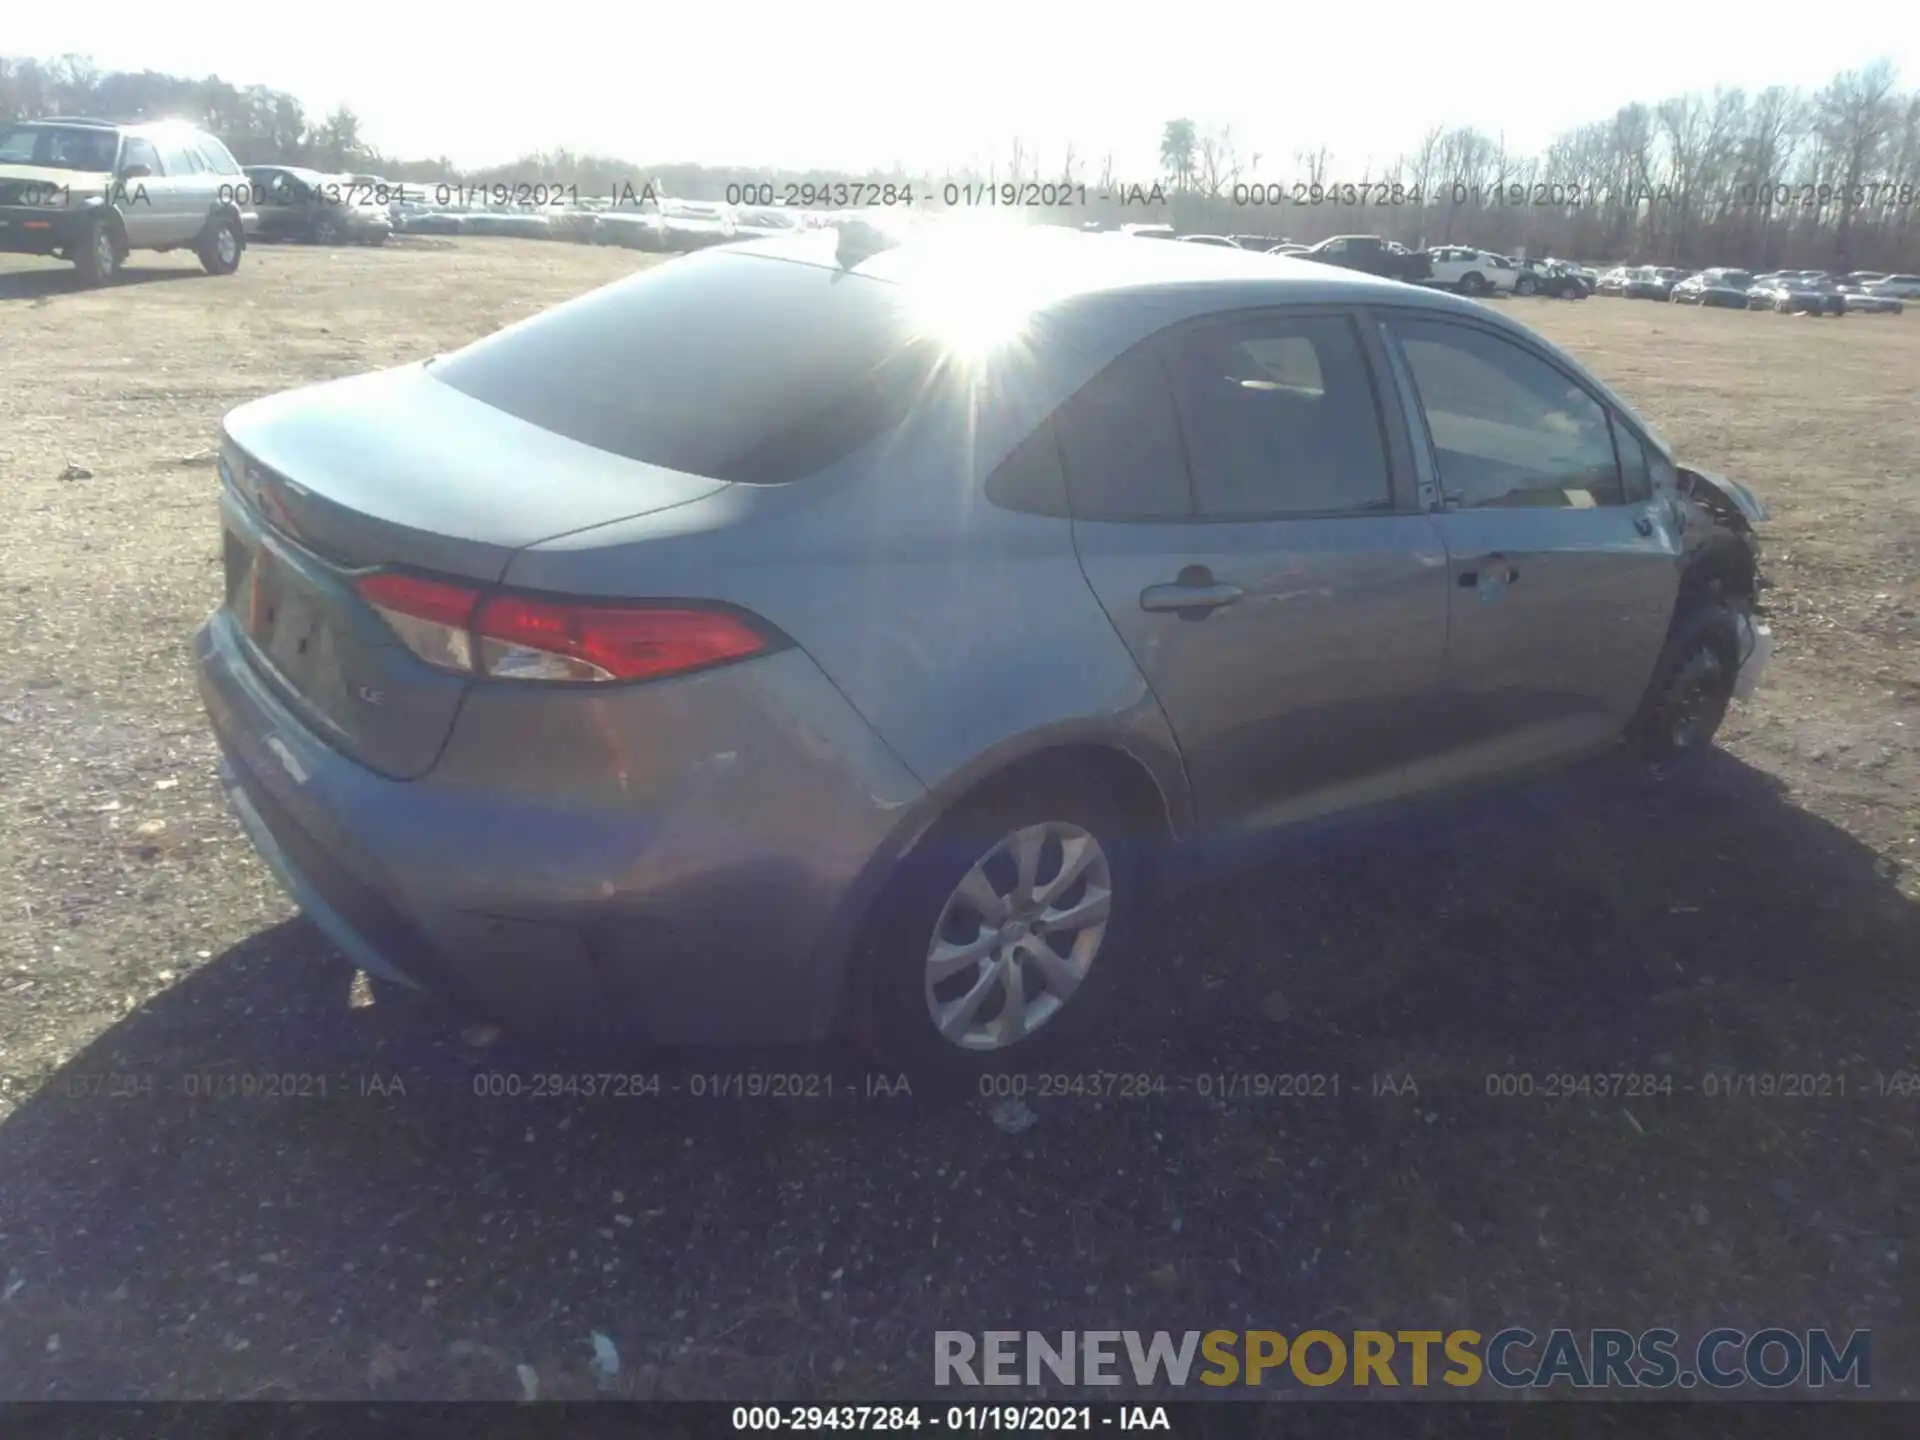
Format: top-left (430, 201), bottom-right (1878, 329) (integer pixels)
top-left (505, 427), bottom-right (1193, 838)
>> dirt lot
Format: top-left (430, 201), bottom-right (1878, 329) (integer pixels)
top-left (0, 238), bottom-right (1915, 1404)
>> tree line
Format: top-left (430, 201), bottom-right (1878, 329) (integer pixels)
top-left (4, 51), bottom-right (1916, 270)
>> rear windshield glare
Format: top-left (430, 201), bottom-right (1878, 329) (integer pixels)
top-left (431, 250), bottom-right (944, 484)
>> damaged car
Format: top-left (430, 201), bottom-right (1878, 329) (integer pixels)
top-left (194, 226), bottom-right (1773, 1075)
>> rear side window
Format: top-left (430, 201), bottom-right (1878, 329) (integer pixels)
top-left (984, 418), bottom-right (1069, 516)
top-left (197, 137), bottom-right (243, 176)
top-left (1052, 345), bottom-right (1192, 520)
top-left (1165, 313), bottom-right (1392, 517)
top-left (432, 253), bottom-right (941, 483)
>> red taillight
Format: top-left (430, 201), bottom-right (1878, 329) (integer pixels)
top-left (356, 572), bottom-right (481, 628)
top-left (353, 572), bottom-right (771, 684)
top-left (473, 595), bottom-right (769, 682)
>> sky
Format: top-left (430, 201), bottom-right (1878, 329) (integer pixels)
top-left (9, 3), bottom-right (1915, 177)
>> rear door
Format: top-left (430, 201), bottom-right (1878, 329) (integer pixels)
top-left (1067, 308), bottom-right (1453, 833)
top-left (1378, 310), bottom-right (1681, 782)
top-left (149, 135), bottom-right (206, 244)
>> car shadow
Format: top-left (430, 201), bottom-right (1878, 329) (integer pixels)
top-left (1, 750), bottom-right (1914, 1400)
top-left (0, 266), bottom-right (210, 301)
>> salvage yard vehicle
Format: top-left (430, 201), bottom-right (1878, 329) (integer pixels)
top-left (1865, 273), bottom-right (1920, 298)
top-left (1748, 274), bottom-right (1846, 315)
top-left (1301, 233), bottom-right (1432, 283)
top-left (1417, 245), bottom-right (1518, 295)
top-left (1840, 287), bottom-right (1904, 314)
top-left (243, 166), bottom-right (392, 245)
top-left (1605, 266), bottom-right (1676, 300)
top-left (1670, 269), bottom-right (1755, 307)
top-left (1512, 258), bottom-right (1592, 298)
top-left (594, 206), bottom-right (667, 250)
top-left (0, 116), bottom-right (252, 284)
top-left (195, 226), bottom-right (1773, 1075)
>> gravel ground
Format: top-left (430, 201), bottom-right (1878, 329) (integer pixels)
top-left (0, 240), bottom-right (1915, 1402)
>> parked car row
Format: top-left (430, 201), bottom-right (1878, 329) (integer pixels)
top-left (1274, 234), bottom-right (1597, 299)
top-left (1597, 264), bottom-right (1910, 315)
top-left (241, 165), bottom-right (393, 245)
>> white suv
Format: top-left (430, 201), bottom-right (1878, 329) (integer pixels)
top-left (1421, 246), bottom-right (1520, 295)
top-left (0, 116), bottom-right (254, 285)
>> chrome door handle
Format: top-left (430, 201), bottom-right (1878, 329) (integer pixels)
top-left (1140, 581), bottom-right (1244, 613)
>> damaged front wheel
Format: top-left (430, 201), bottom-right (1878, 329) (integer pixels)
top-left (1630, 605), bottom-right (1744, 761)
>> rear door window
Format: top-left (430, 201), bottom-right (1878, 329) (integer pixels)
top-left (196, 136), bottom-right (243, 176)
top-left (1164, 312), bottom-right (1392, 517)
top-left (155, 139), bottom-right (204, 176)
top-left (432, 252), bottom-right (944, 483)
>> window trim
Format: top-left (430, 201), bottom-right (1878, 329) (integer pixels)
top-left (1607, 413), bottom-right (1658, 504)
top-left (1374, 306), bottom-right (1629, 512)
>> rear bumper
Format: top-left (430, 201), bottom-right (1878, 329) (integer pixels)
top-left (194, 608), bottom-right (927, 1042)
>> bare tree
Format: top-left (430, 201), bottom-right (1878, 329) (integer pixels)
top-left (1160, 118), bottom-right (1198, 191)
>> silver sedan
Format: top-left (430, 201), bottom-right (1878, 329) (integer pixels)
top-left (195, 226), bottom-right (1773, 1076)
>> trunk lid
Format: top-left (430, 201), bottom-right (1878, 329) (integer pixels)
top-left (218, 363), bottom-right (729, 777)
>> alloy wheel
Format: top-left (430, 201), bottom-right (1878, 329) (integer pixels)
top-left (216, 224), bottom-right (239, 267)
top-left (923, 822), bottom-right (1113, 1052)
top-left (94, 227), bottom-right (117, 277)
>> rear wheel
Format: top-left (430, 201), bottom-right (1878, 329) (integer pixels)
top-left (1459, 272), bottom-right (1488, 296)
top-left (853, 766), bottom-right (1143, 1084)
top-left (1515, 274), bottom-right (1537, 296)
top-left (197, 214), bottom-right (243, 275)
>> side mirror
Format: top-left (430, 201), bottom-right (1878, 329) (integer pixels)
top-left (118, 163), bottom-right (152, 180)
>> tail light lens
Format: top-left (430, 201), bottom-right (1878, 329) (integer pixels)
top-left (353, 573), bottom-right (773, 684)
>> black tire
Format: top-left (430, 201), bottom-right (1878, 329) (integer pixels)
top-left (1630, 604), bottom-right (1744, 762)
top-left (197, 214), bottom-right (244, 275)
top-left (310, 215), bottom-right (340, 245)
top-left (1515, 274), bottom-right (1537, 296)
top-left (850, 763), bottom-right (1145, 1088)
top-left (73, 215), bottom-right (122, 286)
top-left (1459, 272), bottom-right (1488, 296)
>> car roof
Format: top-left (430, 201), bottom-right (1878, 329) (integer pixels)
top-left (725, 223), bottom-right (1451, 311)
top-left (245, 163), bottom-right (332, 182)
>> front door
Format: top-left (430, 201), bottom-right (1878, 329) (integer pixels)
top-left (114, 137), bottom-right (166, 247)
top-left (1066, 309), bottom-right (1453, 833)
top-left (1380, 311), bottom-right (1682, 787)
top-left (149, 135), bottom-right (208, 245)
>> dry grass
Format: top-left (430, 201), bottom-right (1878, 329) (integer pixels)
top-left (0, 242), bottom-right (1915, 1403)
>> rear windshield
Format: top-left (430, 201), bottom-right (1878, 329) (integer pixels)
top-left (431, 251), bottom-right (943, 484)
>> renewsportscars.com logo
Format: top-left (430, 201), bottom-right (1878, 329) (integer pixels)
top-left (934, 1328), bottom-right (1872, 1390)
